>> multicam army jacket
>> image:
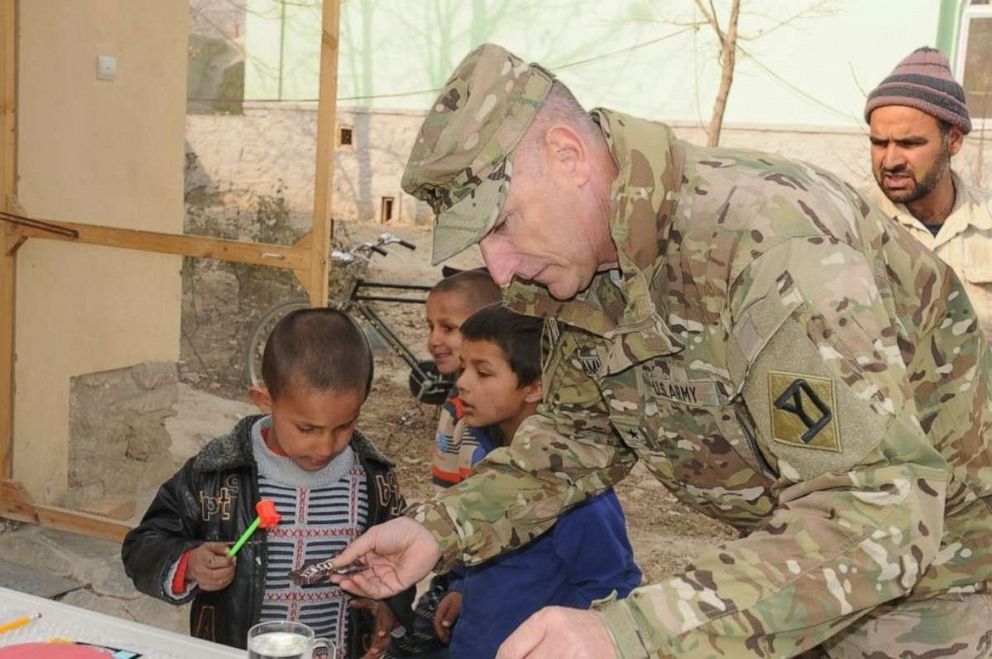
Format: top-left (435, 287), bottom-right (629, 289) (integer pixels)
top-left (409, 110), bottom-right (992, 657)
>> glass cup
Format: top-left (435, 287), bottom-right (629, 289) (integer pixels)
top-left (247, 620), bottom-right (336, 659)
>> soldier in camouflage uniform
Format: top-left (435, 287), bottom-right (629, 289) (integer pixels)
top-left (332, 44), bottom-right (992, 658)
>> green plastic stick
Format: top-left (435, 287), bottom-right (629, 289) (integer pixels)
top-left (227, 517), bottom-right (260, 557)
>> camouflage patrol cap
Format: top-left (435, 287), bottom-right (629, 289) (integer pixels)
top-left (401, 43), bottom-right (555, 265)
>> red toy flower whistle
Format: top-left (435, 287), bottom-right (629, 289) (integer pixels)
top-left (227, 499), bottom-right (281, 557)
top-left (256, 499), bottom-right (280, 528)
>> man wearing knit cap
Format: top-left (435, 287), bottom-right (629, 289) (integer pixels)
top-left (332, 43), bottom-right (992, 657)
top-left (866, 46), bottom-right (992, 339)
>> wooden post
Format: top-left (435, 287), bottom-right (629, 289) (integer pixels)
top-left (308, 0), bottom-right (342, 306)
top-left (0, 0), bottom-right (17, 481)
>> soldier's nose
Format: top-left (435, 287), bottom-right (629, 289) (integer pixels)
top-left (480, 241), bottom-right (516, 286)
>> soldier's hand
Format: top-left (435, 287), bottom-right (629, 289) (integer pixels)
top-left (433, 591), bottom-right (462, 643)
top-left (496, 607), bottom-right (617, 659)
top-left (187, 542), bottom-right (236, 592)
top-left (329, 518), bottom-right (442, 599)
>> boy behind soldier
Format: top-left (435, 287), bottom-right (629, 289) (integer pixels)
top-left (387, 271), bottom-right (500, 657)
top-left (424, 270), bottom-right (501, 489)
top-left (432, 304), bottom-right (641, 657)
top-left (123, 308), bottom-right (412, 655)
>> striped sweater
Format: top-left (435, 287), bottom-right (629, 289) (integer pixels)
top-left (253, 417), bottom-right (367, 654)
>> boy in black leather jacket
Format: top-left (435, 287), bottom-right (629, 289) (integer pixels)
top-left (122, 308), bottom-right (413, 656)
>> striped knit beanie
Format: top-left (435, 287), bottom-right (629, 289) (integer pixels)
top-left (865, 46), bottom-right (971, 134)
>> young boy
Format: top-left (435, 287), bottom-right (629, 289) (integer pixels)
top-left (424, 270), bottom-right (500, 490)
top-left (122, 308), bottom-right (413, 655)
top-left (388, 271), bottom-right (501, 657)
top-left (432, 304), bottom-right (642, 658)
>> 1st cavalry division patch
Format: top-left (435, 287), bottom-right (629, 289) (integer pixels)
top-left (768, 371), bottom-right (840, 452)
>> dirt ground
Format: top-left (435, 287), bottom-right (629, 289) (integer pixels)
top-left (176, 204), bottom-right (735, 587)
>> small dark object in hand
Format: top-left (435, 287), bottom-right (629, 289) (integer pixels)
top-left (290, 557), bottom-right (368, 585)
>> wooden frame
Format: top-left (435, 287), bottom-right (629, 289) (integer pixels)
top-left (1, 0), bottom-right (17, 490)
top-left (0, 0), bottom-right (342, 542)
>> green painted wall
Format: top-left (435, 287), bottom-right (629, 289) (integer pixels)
top-left (245, 0), bottom-right (946, 129)
top-left (936, 0), bottom-right (964, 60)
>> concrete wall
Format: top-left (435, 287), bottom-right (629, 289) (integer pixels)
top-left (186, 108), bottom-right (992, 219)
top-left (14, 2), bottom-right (187, 502)
top-left (669, 121), bottom-right (992, 192)
top-left (186, 105), bottom-right (433, 223)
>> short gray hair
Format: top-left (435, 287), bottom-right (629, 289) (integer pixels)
top-left (518, 82), bottom-right (600, 168)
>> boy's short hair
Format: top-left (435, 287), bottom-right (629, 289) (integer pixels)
top-left (262, 308), bottom-right (373, 400)
top-left (429, 269), bottom-right (501, 310)
top-left (459, 304), bottom-right (542, 386)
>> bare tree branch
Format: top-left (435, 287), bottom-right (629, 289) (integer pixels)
top-left (746, 0), bottom-right (834, 40)
top-left (693, 0), bottom-right (724, 46)
top-left (706, 0), bottom-right (741, 146)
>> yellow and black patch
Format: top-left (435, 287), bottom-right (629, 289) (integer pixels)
top-left (769, 371), bottom-right (840, 452)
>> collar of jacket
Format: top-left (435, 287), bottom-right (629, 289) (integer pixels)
top-left (869, 170), bottom-right (992, 247)
top-left (192, 414), bottom-right (393, 473)
top-left (504, 109), bottom-right (684, 356)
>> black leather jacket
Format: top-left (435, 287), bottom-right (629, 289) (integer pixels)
top-left (121, 415), bottom-right (413, 655)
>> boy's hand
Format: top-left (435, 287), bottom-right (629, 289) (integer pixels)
top-left (351, 598), bottom-right (394, 658)
top-left (187, 542), bottom-right (236, 591)
top-left (433, 591), bottom-right (462, 644)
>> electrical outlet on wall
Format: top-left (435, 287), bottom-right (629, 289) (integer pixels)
top-left (97, 55), bottom-right (116, 81)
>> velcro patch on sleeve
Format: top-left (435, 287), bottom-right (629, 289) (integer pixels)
top-left (738, 304), bottom-right (890, 481)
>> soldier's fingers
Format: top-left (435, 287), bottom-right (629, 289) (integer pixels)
top-left (332, 528), bottom-right (379, 569)
top-left (336, 564), bottom-right (404, 599)
top-left (498, 609), bottom-right (616, 659)
top-left (496, 619), bottom-right (546, 659)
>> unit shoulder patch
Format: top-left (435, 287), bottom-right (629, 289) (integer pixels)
top-left (768, 371), bottom-right (840, 452)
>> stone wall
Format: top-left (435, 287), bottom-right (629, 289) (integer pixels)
top-left (186, 104), bottom-right (434, 224)
top-left (65, 362), bottom-right (179, 512)
top-left (187, 108), bottom-right (992, 220)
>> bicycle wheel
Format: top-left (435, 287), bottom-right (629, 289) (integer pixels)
top-left (244, 298), bottom-right (310, 387)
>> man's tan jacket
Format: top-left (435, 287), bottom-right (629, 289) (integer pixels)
top-left (867, 171), bottom-right (992, 339)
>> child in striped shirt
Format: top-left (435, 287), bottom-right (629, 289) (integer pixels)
top-left (123, 308), bottom-right (413, 656)
top-left (425, 270), bottom-right (501, 490)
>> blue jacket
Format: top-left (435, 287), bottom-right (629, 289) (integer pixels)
top-left (448, 435), bottom-right (641, 658)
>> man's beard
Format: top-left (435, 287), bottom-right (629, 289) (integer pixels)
top-left (877, 143), bottom-right (952, 205)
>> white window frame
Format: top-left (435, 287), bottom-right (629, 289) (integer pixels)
top-left (955, 0), bottom-right (992, 126)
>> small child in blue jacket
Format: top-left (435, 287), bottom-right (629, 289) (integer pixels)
top-left (432, 304), bottom-right (642, 658)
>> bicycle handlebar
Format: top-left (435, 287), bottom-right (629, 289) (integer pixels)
top-left (333, 233), bottom-right (417, 262)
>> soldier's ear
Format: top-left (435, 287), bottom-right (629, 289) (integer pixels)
top-left (248, 386), bottom-right (273, 413)
top-left (543, 125), bottom-right (589, 185)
